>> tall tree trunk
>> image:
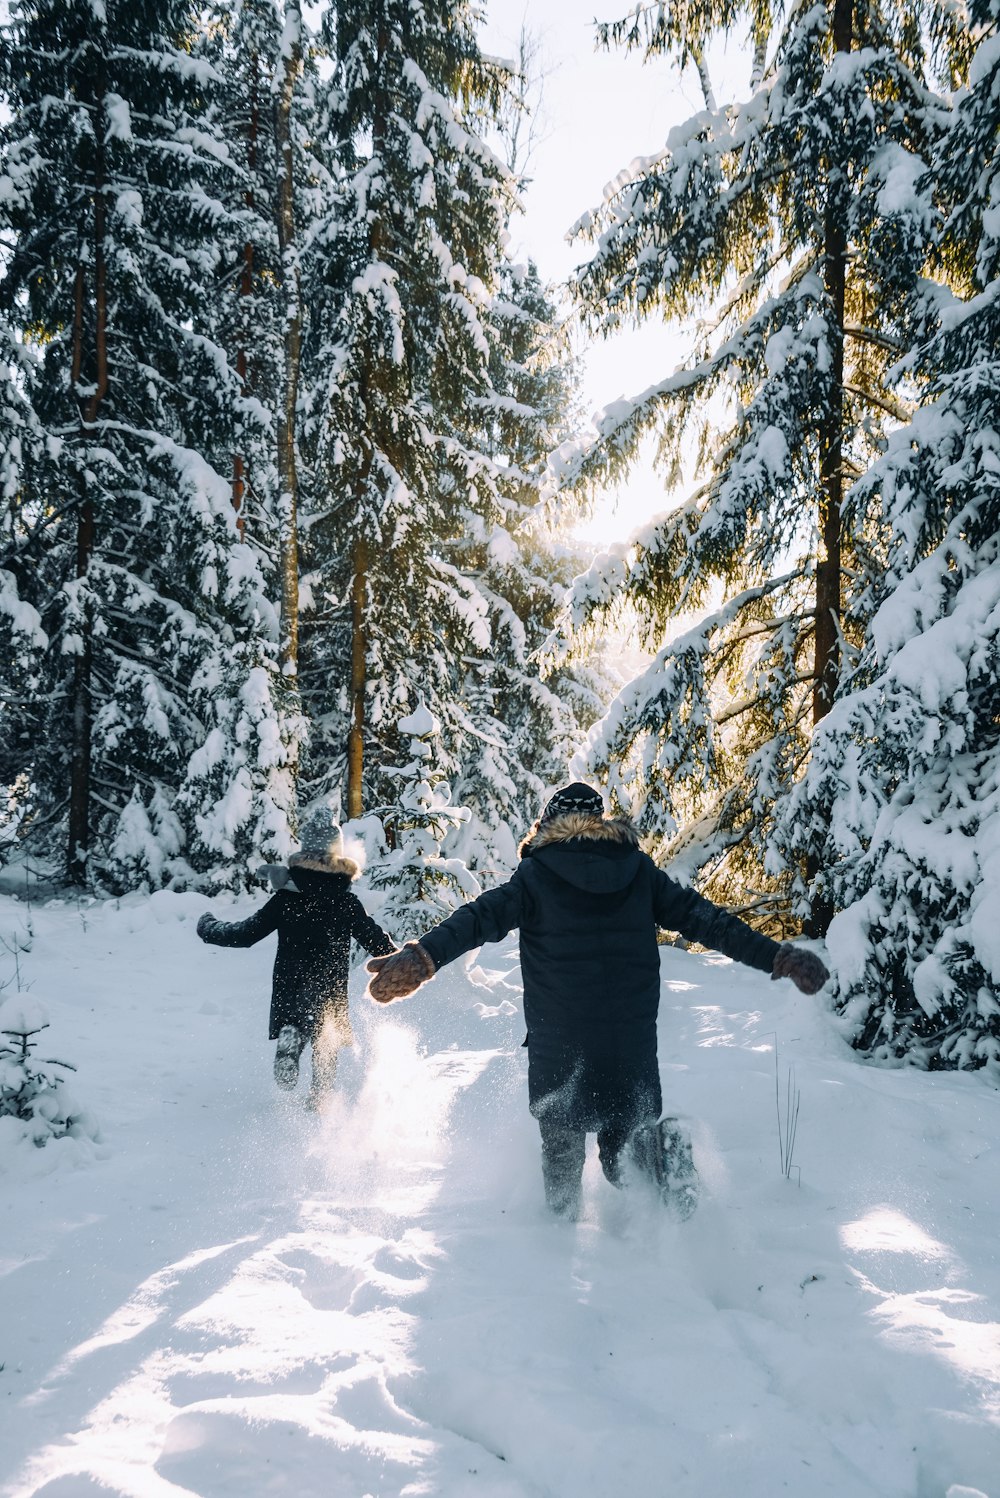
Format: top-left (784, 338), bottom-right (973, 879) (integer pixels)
top-left (806, 0), bottom-right (853, 937)
top-left (344, 22), bottom-right (391, 821)
top-left (68, 96), bottom-right (108, 887)
top-left (346, 533), bottom-right (368, 819)
top-left (275, 6), bottom-right (301, 683)
top-left (232, 61), bottom-right (259, 541)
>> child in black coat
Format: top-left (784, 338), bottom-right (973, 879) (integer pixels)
top-left (198, 810), bottom-right (395, 1103)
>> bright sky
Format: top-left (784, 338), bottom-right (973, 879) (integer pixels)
top-left (480, 0), bottom-right (715, 547)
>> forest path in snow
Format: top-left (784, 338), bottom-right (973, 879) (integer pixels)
top-left (1, 891), bottom-right (998, 1498)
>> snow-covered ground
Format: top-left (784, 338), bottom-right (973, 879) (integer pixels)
top-left (1, 886), bottom-right (998, 1498)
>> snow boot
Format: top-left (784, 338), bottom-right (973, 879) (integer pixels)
top-left (630, 1116), bottom-right (699, 1220)
top-left (274, 1024), bottom-right (305, 1090)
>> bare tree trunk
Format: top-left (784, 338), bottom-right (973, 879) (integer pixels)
top-left (232, 60), bottom-right (260, 540)
top-left (750, 32), bottom-right (768, 91)
top-left (806, 0), bottom-right (853, 937)
top-left (346, 534), bottom-right (368, 819)
top-left (275, 5), bottom-right (301, 683)
top-left (344, 22), bottom-right (391, 821)
top-left (68, 92), bottom-right (108, 887)
top-left (691, 45), bottom-right (717, 112)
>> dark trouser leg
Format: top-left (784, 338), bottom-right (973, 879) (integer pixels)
top-left (537, 1116), bottom-right (586, 1218)
top-left (596, 1117), bottom-right (634, 1188)
top-left (628, 1118), bottom-right (665, 1187)
top-left (307, 1003), bottom-right (350, 1107)
top-left (309, 1033), bottom-right (338, 1100)
top-left (596, 1085), bottom-right (660, 1189)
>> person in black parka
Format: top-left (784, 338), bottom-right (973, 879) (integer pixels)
top-left (365, 782), bottom-right (829, 1218)
top-left (197, 809), bottom-right (395, 1102)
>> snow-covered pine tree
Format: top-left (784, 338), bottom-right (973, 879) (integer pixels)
top-left (442, 258), bottom-right (611, 868)
top-left (197, 0), bottom-right (284, 541)
top-left (172, 0), bottom-right (316, 889)
top-left (273, 0), bottom-right (304, 690)
top-left (550, 0), bottom-right (966, 935)
top-left (0, 0), bottom-right (297, 890)
top-left (366, 704), bottom-right (480, 939)
top-left (430, 44), bottom-right (616, 866)
top-left (788, 0), bottom-right (1000, 1069)
top-left (298, 0), bottom-right (521, 824)
top-left (0, 306), bottom-right (47, 839)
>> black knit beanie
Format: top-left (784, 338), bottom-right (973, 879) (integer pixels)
top-left (540, 782), bottom-right (604, 823)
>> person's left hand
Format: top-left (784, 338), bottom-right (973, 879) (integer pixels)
top-left (196, 912), bottom-right (216, 941)
top-left (771, 944), bottom-right (830, 995)
top-left (367, 943), bottom-right (436, 1003)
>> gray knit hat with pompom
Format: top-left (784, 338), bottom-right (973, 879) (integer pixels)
top-left (289, 806), bottom-right (345, 869)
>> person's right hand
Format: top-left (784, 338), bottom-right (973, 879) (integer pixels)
top-left (196, 912), bottom-right (216, 941)
top-left (366, 943), bottom-right (436, 1003)
top-left (771, 944), bottom-right (830, 995)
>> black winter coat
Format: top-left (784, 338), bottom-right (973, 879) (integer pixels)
top-left (198, 862), bottom-right (395, 1041)
top-left (419, 813), bottom-right (781, 1131)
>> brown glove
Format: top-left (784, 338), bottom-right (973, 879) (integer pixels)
top-left (771, 944), bottom-right (830, 995)
top-left (366, 942), bottom-right (437, 1004)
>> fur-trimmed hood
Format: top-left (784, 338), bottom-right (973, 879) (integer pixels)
top-left (520, 811), bottom-right (640, 857)
top-left (258, 857), bottom-right (359, 893)
top-left (288, 855), bottom-right (359, 880)
top-left (520, 811), bottom-right (642, 895)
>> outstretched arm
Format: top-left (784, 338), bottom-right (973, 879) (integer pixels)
top-left (652, 868), bottom-right (780, 972)
top-left (367, 874), bottom-right (525, 1004)
top-left (651, 866), bottom-right (828, 993)
top-left (347, 894), bottom-right (396, 957)
top-left (197, 897), bottom-right (283, 948)
top-left (419, 876), bottom-right (524, 971)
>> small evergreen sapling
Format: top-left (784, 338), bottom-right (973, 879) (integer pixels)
top-left (0, 775), bottom-right (35, 865)
top-left (0, 906), bottom-right (33, 990)
top-left (0, 997), bottom-right (99, 1150)
top-left (368, 706), bottom-right (481, 941)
